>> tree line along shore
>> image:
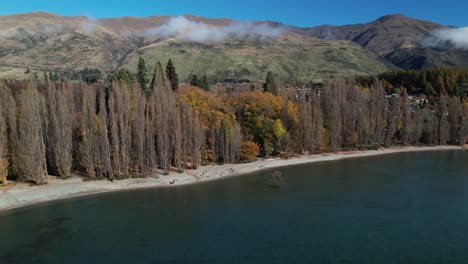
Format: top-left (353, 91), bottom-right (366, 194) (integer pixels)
top-left (0, 59), bottom-right (467, 185)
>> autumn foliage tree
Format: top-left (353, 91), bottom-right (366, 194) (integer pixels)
top-left (240, 141), bottom-right (260, 161)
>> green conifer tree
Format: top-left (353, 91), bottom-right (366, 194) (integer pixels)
top-left (137, 56), bottom-right (147, 93)
top-left (201, 75), bottom-right (210, 91)
top-left (263, 71), bottom-right (277, 94)
top-left (190, 75), bottom-right (199, 87)
top-left (166, 59), bottom-right (179, 91)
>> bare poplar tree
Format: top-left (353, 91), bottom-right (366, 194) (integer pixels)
top-left (152, 62), bottom-right (177, 175)
top-left (384, 94), bottom-right (401, 147)
top-left (460, 101), bottom-right (468, 145)
top-left (173, 105), bottom-right (183, 171)
top-left (16, 84), bottom-right (48, 184)
top-left (191, 112), bottom-right (204, 169)
top-left (108, 87), bottom-right (120, 176)
top-left (448, 97), bottom-right (461, 144)
top-left (108, 82), bottom-right (131, 176)
top-left (400, 89), bottom-right (411, 145)
top-left (299, 98), bottom-right (314, 153)
top-left (0, 86), bottom-right (17, 182)
top-left (178, 102), bottom-right (190, 168)
top-left (46, 82), bottom-right (74, 177)
top-left (214, 121), bottom-right (240, 164)
top-left (96, 86), bottom-right (113, 177)
top-left (312, 92), bottom-right (324, 152)
top-left (177, 101), bottom-right (203, 169)
top-left (0, 91), bottom-right (8, 184)
top-left (299, 91), bottom-right (323, 153)
top-left (438, 95), bottom-right (450, 145)
top-left (129, 82), bottom-right (146, 175)
top-left (409, 109), bottom-right (424, 145)
top-left (421, 108), bottom-right (437, 144)
top-left (79, 84), bottom-right (99, 177)
top-left (144, 92), bottom-right (158, 174)
top-left (356, 89), bottom-right (371, 147)
top-left (369, 80), bottom-right (385, 147)
top-left (342, 86), bottom-right (358, 147)
top-left (322, 80), bottom-right (343, 151)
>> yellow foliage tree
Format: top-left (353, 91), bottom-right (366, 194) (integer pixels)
top-left (273, 119), bottom-right (287, 139)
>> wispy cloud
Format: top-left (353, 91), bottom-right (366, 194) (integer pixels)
top-left (42, 23), bottom-right (63, 34)
top-left (144, 16), bottom-right (286, 43)
top-left (423, 27), bottom-right (468, 50)
top-left (319, 28), bottom-right (336, 40)
top-left (0, 30), bottom-right (12, 37)
top-left (79, 12), bottom-right (100, 33)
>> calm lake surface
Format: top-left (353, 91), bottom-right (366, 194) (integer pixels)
top-left (0, 150), bottom-right (467, 263)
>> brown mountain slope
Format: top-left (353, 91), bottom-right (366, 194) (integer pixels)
top-left (302, 14), bottom-right (468, 69)
top-left (0, 12), bottom-right (392, 80)
top-left (0, 12), bottom-right (465, 80)
top-left (303, 14), bottom-right (443, 56)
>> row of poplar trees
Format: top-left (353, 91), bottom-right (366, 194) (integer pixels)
top-left (0, 62), bottom-right (203, 184)
top-left (298, 79), bottom-right (468, 154)
top-left (0, 71), bottom-right (467, 185)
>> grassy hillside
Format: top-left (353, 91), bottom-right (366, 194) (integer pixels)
top-left (122, 38), bottom-right (392, 82)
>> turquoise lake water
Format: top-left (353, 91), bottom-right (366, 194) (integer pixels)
top-left (0, 150), bottom-right (467, 263)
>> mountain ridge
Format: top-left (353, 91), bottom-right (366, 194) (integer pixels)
top-left (0, 12), bottom-right (465, 80)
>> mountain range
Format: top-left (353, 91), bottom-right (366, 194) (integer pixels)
top-left (0, 12), bottom-right (466, 81)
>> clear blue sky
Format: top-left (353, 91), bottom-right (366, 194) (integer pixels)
top-left (0, 0), bottom-right (466, 27)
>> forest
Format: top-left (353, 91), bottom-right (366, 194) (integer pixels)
top-left (357, 68), bottom-right (468, 97)
top-left (0, 62), bottom-right (467, 185)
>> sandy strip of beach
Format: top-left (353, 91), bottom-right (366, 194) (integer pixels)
top-left (0, 145), bottom-right (464, 212)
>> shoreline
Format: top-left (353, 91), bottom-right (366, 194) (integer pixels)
top-left (0, 145), bottom-right (464, 213)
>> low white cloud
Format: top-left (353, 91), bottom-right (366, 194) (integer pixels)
top-left (424, 27), bottom-right (468, 50)
top-left (42, 23), bottom-right (63, 34)
top-left (0, 30), bottom-right (12, 37)
top-left (80, 15), bottom-right (100, 33)
top-left (0, 28), bottom-right (36, 38)
top-left (319, 28), bottom-right (336, 40)
top-left (145, 16), bottom-right (286, 43)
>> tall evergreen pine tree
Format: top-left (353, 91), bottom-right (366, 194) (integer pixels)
top-left (263, 71), bottom-right (277, 94)
top-left (190, 75), bottom-right (199, 87)
top-left (166, 59), bottom-right (179, 91)
top-left (137, 57), bottom-right (148, 94)
top-left (201, 75), bottom-right (210, 91)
